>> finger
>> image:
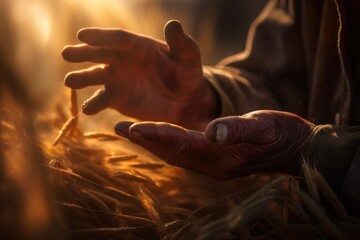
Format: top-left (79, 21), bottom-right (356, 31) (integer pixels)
top-left (164, 20), bottom-right (200, 63)
top-left (205, 114), bottom-right (273, 145)
top-left (129, 122), bottom-right (194, 145)
top-left (82, 89), bottom-right (110, 115)
top-left (117, 122), bottom-right (206, 167)
top-left (115, 121), bottom-right (231, 180)
top-left (115, 122), bottom-right (193, 148)
top-left (77, 28), bottom-right (138, 51)
top-left (114, 121), bottom-right (134, 138)
top-left (62, 44), bottom-right (117, 63)
top-left (64, 65), bottom-right (109, 89)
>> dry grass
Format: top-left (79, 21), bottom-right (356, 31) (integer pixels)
top-left (1, 87), bottom-right (360, 240)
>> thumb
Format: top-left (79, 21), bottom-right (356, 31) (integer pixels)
top-left (164, 20), bottom-right (200, 64)
top-left (205, 114), bottom-right (274, 145)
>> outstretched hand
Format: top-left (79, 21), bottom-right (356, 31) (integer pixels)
top-left (115, 110), bottom-right (315, 180)
top-left (62, 20), bottom-right (217, 130)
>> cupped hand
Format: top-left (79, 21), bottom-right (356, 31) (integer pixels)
top-left (62, 20), bottom-right (217, 130)
top-left (114, 110), bottom-right (315, 181)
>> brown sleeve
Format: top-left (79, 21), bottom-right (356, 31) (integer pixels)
top-left (204, 0), bottom-right (308, 117)
top-left (203, 65), bottom-right (279, 116)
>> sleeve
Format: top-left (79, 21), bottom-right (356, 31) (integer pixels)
top-left (305, 125), bottom-right (360, 215)
top-left (204, 0), bottom-right (308, 117)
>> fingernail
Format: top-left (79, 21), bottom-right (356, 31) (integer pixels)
top-left (215, 123), bottom-right (228, 143)
top-left (114, 125), bottom-right (124, 137)
top-left (115, 121), bottom-right (134, 138)
top-left (114, 123), bottom-right (129, 138)
top-left (164, 20), bottom-right (184, 38)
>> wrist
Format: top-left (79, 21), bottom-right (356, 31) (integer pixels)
top-left (179, 78), bottom-right (220, 130)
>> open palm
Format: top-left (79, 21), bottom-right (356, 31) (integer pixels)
top-left (115, 110), bottom-right (315, 180)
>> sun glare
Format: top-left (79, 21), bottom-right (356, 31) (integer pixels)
top-left (12, 0), bottom-right (52, 45)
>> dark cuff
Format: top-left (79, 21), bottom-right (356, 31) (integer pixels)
top-left (304, 125), bottom-right (360, 196)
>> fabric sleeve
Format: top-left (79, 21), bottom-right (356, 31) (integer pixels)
top-left (305, 125), bottom-right (360, 213)
top-left (204, 0), bottom-right (308, 117)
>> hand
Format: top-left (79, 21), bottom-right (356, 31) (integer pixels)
top-left (62, 20), bottom-right (218, 130)
top-left (114, 110), bottom-right (315, 181)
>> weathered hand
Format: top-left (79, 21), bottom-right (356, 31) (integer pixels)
top-left (114, 110), bottom-right (315, 180)
top-left (62, 20), bottom-right (217, 130)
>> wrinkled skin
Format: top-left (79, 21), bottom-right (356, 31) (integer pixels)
top-left (62, 20), bottom-right (217, 130)
top-left (115, 110), bottom-right (315, 180)
top-left (63, 21), bottom-right (315, 180)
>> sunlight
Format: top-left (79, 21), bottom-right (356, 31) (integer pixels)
top-left (12, 0), bottom-right (52, 45)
